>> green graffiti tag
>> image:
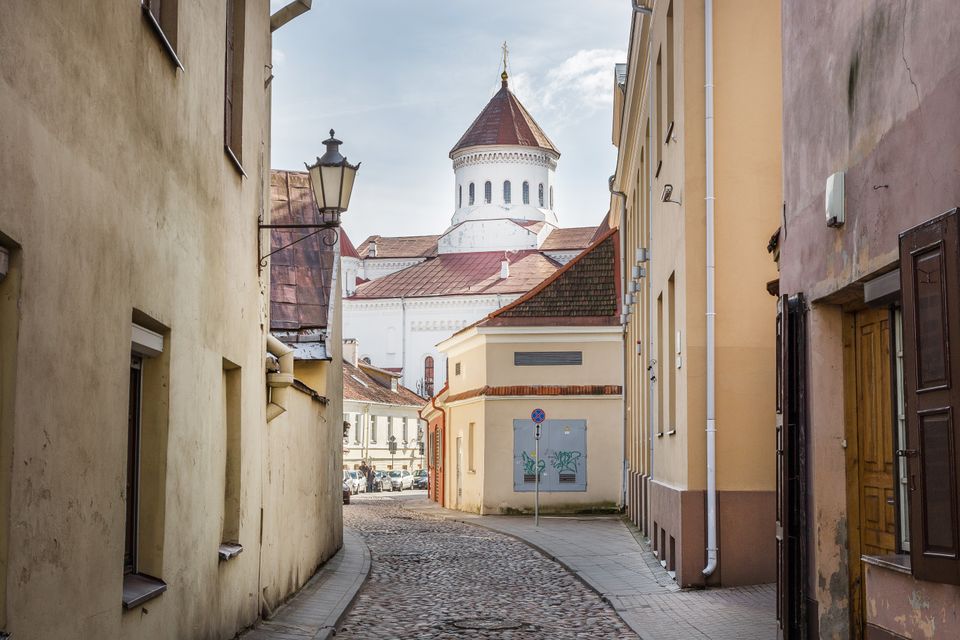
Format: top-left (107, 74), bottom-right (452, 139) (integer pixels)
top-left (549, 450), bottom-right (582, 474)
top-left (521, 451), bottom-right (546, 476)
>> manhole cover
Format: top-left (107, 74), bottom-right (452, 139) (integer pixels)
top-left (450, 618), bottom-right (525, 631)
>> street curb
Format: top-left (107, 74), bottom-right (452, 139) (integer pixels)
top-left (401, 500), bottom-right (650, 640)
top-left (315, 528), bottom-right (371, 639)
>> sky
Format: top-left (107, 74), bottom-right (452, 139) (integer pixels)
top-left (270, 1), bottom-right (631, 245)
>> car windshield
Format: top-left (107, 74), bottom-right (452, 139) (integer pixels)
top-left (389, 471), bottom-right (402, 477)
top-left (414, 470), bottom-right (426, 477)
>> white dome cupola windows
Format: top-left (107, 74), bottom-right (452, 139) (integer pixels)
top-left (550, 186), bottom-right (554, 209)
top-left (523, 181), bottom-right (530, 204)
top-left (484, 181), bottom-right (492, 204)
top-left (538, 183), bottom-right (544, 207)
top-left (503, 180), bottom-right (511, 204)
top-left (469, 183), bottom-right (475, 205)
top-left (458, 185), bottom-right (462, 208)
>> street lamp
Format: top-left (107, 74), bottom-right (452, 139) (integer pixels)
top-left (305, 130), bottom-right (361, 226)
top-left (259, 129), bottom-right (360, 266)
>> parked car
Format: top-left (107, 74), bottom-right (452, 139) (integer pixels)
top-left (342, 479), bottom-right (351, 505)
top-left (373, 470), bottom-right (389, 492)
top-left (343, 470), bottom-right (364, 495)
top-left (386, 470), bottom-right (413, 491)
top-left (412, 469), bottom-right (428, 490)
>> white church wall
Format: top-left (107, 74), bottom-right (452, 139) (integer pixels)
top-left (361, 257), bottom-right (427, 282)
top-left (437, 219), bottom-right (547, 254)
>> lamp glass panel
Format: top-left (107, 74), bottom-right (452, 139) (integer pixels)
top-left (339, 165), bottom-right (357, 212)
top-left (319, 164), bottom-right (344, 210)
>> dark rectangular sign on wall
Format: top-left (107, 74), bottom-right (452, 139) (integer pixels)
top-left (513, 419), bottom-right (587, 492)
top-left (514, 351), bottom-right (583, 366)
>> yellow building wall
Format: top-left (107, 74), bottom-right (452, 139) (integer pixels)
top-left (445, 400), bottom-right (486, 513)
top-left (484, 337), bottom-right (623, 387)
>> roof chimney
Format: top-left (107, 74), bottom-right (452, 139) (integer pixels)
top-left (500, 258), bottom-right (510, 279)
top-left (343, 338), bottom-right (359, 366)
top-left (368, 239), bottom-right (378, 257)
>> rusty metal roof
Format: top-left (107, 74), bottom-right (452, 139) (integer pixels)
top-left (348, 250), bottom-right (560, 299)
top-left (450, 82), bottom-right (559, 157)
top-left (269, 170), bottom-right (336, 332)
top-left (540, 226), bottom-right (599, 251)
top-left (357, 234), bottom-right (439, 259)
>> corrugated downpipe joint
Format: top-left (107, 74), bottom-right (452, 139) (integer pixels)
top-left (266, 334), bottom-right (294, 422)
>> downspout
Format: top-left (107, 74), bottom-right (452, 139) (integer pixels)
top-left (702, 0), bottom-right (718, 579)
top-left (266, 334), bottom-right (294, 422)
top-left (611, 187), bottom-right (629, 510)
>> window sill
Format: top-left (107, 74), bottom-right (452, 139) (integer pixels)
top-left (219, 543), bottom-right (243, 562)
top-left (122, 572), bottom-right (167, 609)
top-left (225, 146), bottom-right (247, 178)
top-left (141, 2), bottom-right (184, 71)
top-left (862, 553), bottom-right (912, 576)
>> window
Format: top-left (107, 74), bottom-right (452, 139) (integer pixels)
top-left (371, 416), bottom-right (378, 443)
top-left (468, 422), bottom-right (475, 472)
top-left (141, 0), bottom-right (182, 69)
top-left (469, 183), bottom-right (475, 206)
top-left (666, 2), bottom-right (675, 139)
top-left (458, 185), bottom-right (462, 208)
top-left (353, 414), bottom-right (361, 444)
top-left (123, 320), bottom-right (169, 608)
top-left (549, 186), bottom-right (554, 210)
top-left (657, 292), bottom-right (664, 435)
top-left (523, 181), bottom-right (530, 204)
top-left (222, 360), bottom-right (241, 549)
top-left (224, 0), bottom-right (246, 172)
top-left (484, 181), bottom-right (492, 204)
top-left (503, 180), bottom-right (511, 204)
top-left (455, 362), bottom-right (462, 376)
top-left (424, 356), bottom-right (434, 397)
top-left (655, 47), bottom-right (662, 166)
top-left (388, 416), bottom-right (394, 440)
top-left (668, 273), bottom-right (676, 432)
top-left (402, 418), bottom-right (409, 443)
top-left (538, 183), bottom-right (544, 207)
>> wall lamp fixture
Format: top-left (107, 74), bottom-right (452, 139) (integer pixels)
top-left (632, 0), bottom-right (653, 15)
top-left (661, 184), bottom-right (681, 205)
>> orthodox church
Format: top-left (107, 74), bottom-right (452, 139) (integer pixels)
top-left (341, 69), bottom-right (602, 396)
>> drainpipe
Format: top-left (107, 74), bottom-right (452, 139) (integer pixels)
top-left (702, 0), bottom-right (718, 579)
top-left (610, 187), bottom-right (629, 510)
top-left (266, 334), bottom-right (294, 422)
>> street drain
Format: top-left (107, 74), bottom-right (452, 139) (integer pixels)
top-left (450, 617), bottom-right (530, 631)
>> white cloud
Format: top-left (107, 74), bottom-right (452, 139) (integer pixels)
top-left (510, 49), bottom-right (626, 130)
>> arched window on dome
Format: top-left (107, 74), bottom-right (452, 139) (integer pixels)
top-left (468, 183), bottom-right (475, 206)
top-left (522, 181), bottom-right (530, 204)
top-left (503, 180), bottom-right (511, 204)
top-left (423, 356), bottom-right (435, 397)
top-left (538, 183), bottom-right (544, 207)
top-left (458, 185), bottom-right (462, 208)
top-left (484, 181), bottom-right (492, 204)
top-left (550, 186), bottom-right (554, 209)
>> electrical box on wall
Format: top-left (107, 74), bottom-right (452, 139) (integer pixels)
top-left (825, 172), bottom-right (845, 227)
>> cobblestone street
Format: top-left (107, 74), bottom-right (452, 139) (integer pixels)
top-left (338, 493), bottom-right (636, 639)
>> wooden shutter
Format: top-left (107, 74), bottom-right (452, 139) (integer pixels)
top-left (899, 207), bottom-right (960, 585)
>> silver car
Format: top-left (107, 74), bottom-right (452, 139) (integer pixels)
top-left (386, 470), bottom-right (413, 491)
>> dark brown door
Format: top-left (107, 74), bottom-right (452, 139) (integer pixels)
top-left (900, 208), bottom-right (960, 585)
top-left (777, 294), bottom-right (807, 639)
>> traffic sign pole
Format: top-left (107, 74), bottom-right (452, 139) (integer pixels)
top-left (535, 422), bottom-right (540, 527)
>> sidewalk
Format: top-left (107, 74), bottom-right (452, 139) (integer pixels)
top-left (240, 528), bottom-right (370, 640)
top-left (405, 499), bottom-right (776, 640)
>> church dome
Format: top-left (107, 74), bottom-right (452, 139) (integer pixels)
top-left (449, 73), bottom-right (559, 158)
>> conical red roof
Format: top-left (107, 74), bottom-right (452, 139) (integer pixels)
top-left (450, 79), bottom-right (559, 157)
top-left (339, 229), bottom-right (361, 259)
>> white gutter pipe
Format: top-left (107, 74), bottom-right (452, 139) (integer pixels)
top-left (702, 0), bottom-right (718, 579)
top-left (266, 334), bottom-right (294, 422)
top-left (611, 187), bottom-right (629, 510)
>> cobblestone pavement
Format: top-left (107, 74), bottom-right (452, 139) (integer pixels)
top-left (337, 493), bottom-right (637, 639)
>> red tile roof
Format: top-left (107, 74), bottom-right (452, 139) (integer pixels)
top-left (488, 229), bottom-right (620, 324)
top-left (340, 229), bottom-right (361, 259)
top-left (343, 359), bottom-right (425, 406)
top-left (357, 235), bottom-right (439, 259)
top-left (269, 170), bottom-right (336, 332)
top-left (349, 250), bottom-right (560, 299)
top-left (450, 81), bottom-right (559, 157)
top-left (540, 226), bottom-right (599, 251)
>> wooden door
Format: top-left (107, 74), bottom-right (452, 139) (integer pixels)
top-left (854, 309), bottom-right (897, 556)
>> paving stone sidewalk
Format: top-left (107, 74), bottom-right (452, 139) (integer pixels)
top-left (405, 499), bottom-right (776, 640)
top-left (240, 528), bottom-right (370, 640)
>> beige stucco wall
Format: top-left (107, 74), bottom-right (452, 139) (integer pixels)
top-left (0, 2), bottom-right (343, 638)
top-left (445, 400), bottom-right (486, 512)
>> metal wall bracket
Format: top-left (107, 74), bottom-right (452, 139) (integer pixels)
top-left (259, 223), bottom-right (339, 268)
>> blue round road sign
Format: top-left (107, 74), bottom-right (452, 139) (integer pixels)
top-left (531, 408), bottom-right (546, 424)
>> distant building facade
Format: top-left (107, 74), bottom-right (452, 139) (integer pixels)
top-left (341, 71), bottom-right (598, 394)
top-left (613, 0), bottom-right (782, 588)
top-left (342, 340), bottom-right (427, 472)
top-left (433, 230), bottom-right (624, 514)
